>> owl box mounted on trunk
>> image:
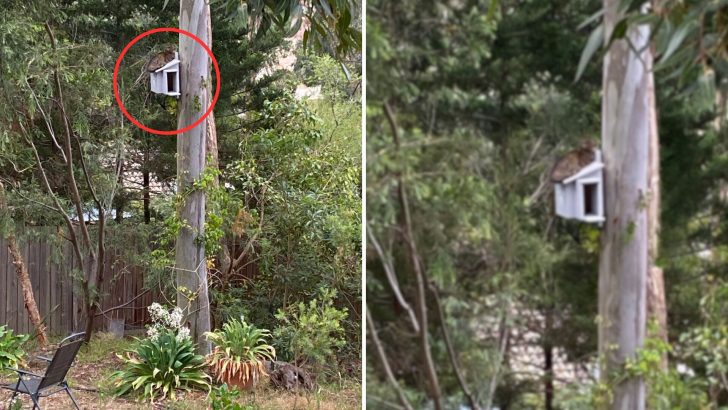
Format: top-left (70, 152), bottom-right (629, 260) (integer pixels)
top-left (147, 47), bottom-right (180, 97)
top-left (134, 46), bottom-right (181, 100)
top-left (551, 141), bottom-right (605, 224)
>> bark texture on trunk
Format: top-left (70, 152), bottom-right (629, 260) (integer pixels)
top-left (177, 0), bottom-right (212, 355)
top-left (0, 183), bottom-right (48, 346)
top-left (646, 41), bottom-right (667, 353)
top-left (599, 1), bottom-right (657, 409)
top-left (7, 236), bottom-right (48, 347)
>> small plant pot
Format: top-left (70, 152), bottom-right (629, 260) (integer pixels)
top-left (217, 371), bottom-right (258, 390)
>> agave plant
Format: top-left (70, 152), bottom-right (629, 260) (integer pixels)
top-left (111, 329), bottom-right (210, 401)
top-left (205, 317), bottom-right (276, 389)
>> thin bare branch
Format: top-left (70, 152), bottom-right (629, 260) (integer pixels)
top-left (366, 221), bottom-right (420, 334)
top-left (429, 282), bottom-right (481, 410)
top-left (24, 78), bottom-right (67, 164)
top-left (384, 100), bottom-right (442, 410)
top-left (483, 309), bottom-right (510, 410)
top-left (95, 288), bottom-right (150, 317)
top-left (44, 21), bottom-right (93, 255)
top-left (22, 126), bottom-right (84, 270)
top-left (367, 307), bottom-right (414, 410)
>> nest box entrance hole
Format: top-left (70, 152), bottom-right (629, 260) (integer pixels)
top-left (167, 72), bottom-right (176, 93)
top-left (583, 182), bottom-right (598, 216)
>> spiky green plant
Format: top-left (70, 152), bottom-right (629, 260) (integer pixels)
top-left (205, 317), bottom-right (276, 386)
top-left (111, 329), bottom-right (210, 401)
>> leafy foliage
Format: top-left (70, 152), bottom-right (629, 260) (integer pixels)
top-left (209, 383), bottom-right (245, 410)
top-left (111, 329), bottom-right (210, 401)
top-left (274, 287), bottom-right (347, 369)
top-left (213, 88), bottom-right (361, 357)
top-left (625, 337), bottom-right (709, 410)
top-left (367, 0), bottom-right (602, 406)
top-left (0, 326), bottom-right (28, 369)
top-left (214, 0), bottom-right (362, 58)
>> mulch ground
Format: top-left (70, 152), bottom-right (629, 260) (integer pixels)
top-left (0, 345), bottom-right (158, 409)
top-left (0, 336), bottom-right (361, 410)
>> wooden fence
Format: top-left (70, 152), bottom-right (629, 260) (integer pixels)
top-left (0, 232), bottom-right (160, 336)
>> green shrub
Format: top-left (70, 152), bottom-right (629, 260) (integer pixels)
top-left (0, 325), bottom-right (29, 369)
top-left (111, 329), bottom-right (210, 401)
top-left (205, 317), bottom-right (275, 386)
top-left (8, 397), bottom-right (22, 410)
top-left (209, 383), bottom-right (244, 410)
top-left (273, 287), bottom-right (347, 369)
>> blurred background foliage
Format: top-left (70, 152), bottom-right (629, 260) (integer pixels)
top-left (366, 0), bottom-right (728, 408)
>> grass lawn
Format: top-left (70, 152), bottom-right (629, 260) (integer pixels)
top-left (0, 333), bottom-right (361, 410)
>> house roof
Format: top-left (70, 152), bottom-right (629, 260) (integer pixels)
top-left (562, 149), bottom-right (603, 184)
top-left (155, 52), bottom-right (179, 73)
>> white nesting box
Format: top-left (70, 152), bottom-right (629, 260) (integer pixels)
top-left (554, 149), bottom-right (605, 224)
top-left (150, 52), bottom-right (180, 97)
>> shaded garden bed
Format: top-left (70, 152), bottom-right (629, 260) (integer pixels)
top-left (0, 333), bottom-right (360, 410)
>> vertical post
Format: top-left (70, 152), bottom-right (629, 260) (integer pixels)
top-left (176, 0), bottom-right (212, 355)
top-left (599, 1), bottom-right (657, 408)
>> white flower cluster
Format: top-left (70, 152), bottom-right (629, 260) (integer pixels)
top-left (146, 303), bottom-right (191, 343)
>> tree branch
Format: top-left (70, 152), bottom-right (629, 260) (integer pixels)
top-left (366, 221), bottom-right (419, 334)
top-left (45, 21), bottom-right (94, 256)
top-left (95, 288), bottom-right (150, 317)
top-left (21, 125), bottom-right (84, 270)
top-left (367, 307), bottom-right (414, 410)
top-left (429, 282), bottom-right (481, 410)
top-left (384, 100), bottom-right (442, 410)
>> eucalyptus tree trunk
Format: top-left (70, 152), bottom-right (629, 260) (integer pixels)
top-left (599, 1), bottom-right (659, 408)
top-left (177, 0), bottom-right (212, 355)
top-left (647, 81), bottom-right (666, 355)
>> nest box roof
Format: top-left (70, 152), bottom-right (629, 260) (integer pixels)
top-left (561, 149), bottom-right (603, 184)
top-left (154, 52), bottom-right (179, 73)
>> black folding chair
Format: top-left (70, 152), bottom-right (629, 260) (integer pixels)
top-left (2, 332), bottom-right (85, 409)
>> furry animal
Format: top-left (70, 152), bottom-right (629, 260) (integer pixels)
top-left (133, 46), bottom-right (177, 89)
top-left (550, 141), bottom-right (596, 182)
top-left (145, 47), bottom-right (177, 72)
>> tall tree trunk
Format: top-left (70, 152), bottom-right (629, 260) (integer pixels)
top-left (0, 183), bottom-right (48, 346)
top-left (599, 1), bottom-right (657, 408)
top-left (177, 0), bottom-right (212, 355)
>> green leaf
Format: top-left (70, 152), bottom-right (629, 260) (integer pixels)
top-left (659, 22), bottom-right (692, 65)
top-left (575, 23), bottom-right (604, 82)
top-left (578, 8), bottom-right (604, 30)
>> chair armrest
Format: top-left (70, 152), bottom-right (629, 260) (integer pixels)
top-left (3, 367), bottom-right (43, 378)
top-left (34, 355), bottom-right (76, 367)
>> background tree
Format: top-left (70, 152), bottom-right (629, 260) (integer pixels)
top-left (367, 0), bottom-right (728, 408)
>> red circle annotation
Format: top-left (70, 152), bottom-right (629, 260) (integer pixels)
top-left (112, 27), bottom-right (221, 136)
